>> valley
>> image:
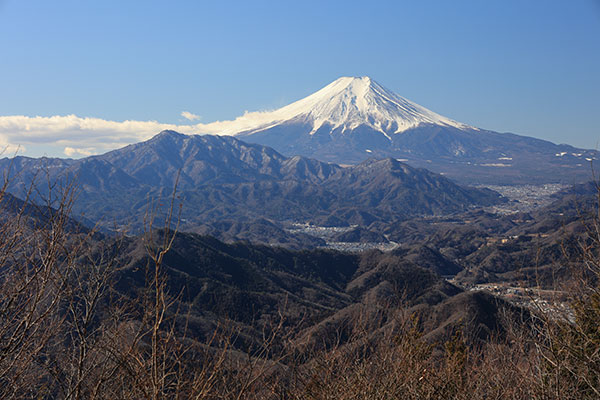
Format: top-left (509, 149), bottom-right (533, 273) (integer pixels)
top-left (478, 183), bottom-right (567, 214)
top-left (0, 80), bottom-right (598, 398)
top-left (0, 130), bottom-right (592, 323)
top-left (4, 0), bottom-right (599, 395)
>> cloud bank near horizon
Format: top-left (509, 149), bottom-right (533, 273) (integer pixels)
top-left (0, 111), bottom-right (283, 158)
top-left (0, 115), bottom-right (205, 158)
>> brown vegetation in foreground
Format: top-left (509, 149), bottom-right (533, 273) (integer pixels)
top-left (0, 178), bottom-right (599, 399)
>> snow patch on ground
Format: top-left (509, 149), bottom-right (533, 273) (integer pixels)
top-left (481, 163), bottom-right (512, 167)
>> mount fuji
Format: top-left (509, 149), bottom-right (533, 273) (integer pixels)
top-left (203, 76), bottom-right (469, 137)
top-left (200, 77), bottom-right (597, 185)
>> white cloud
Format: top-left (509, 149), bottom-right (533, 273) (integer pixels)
top-left (0, 110), bottom-right (281, 158)
top-left (0, 138), bottom-right (25, 156)
top-left (181, 111), bottom-right (201, 121)
top-left (64, 146), bottom-right (95, 157)
top-left (0, 114), bottom-right (209, 157)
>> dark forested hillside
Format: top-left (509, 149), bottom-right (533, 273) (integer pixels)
top-left (0, 178), bottom-right (598, 398)
top-left (0, 131), bottom-right (504, 236)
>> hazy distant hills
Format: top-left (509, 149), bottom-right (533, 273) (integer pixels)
top-left (0, 131), bottom-right (503, 236)
top-left (201, 76), bottom-right (597, 185)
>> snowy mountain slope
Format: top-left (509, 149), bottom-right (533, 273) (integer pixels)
top-left (199, 76), bottom-right (470, 138)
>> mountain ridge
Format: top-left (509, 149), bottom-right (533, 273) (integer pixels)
top-left (195, 77), bottom-right (597, 185)
top-left (0, 131), bottom-right (503, 240)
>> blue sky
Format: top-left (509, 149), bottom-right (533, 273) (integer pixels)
top-left (0, 0), bottom-right (599, 157)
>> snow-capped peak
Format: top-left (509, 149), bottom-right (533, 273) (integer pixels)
top-left (198, 76), bottom-right (470, 137)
